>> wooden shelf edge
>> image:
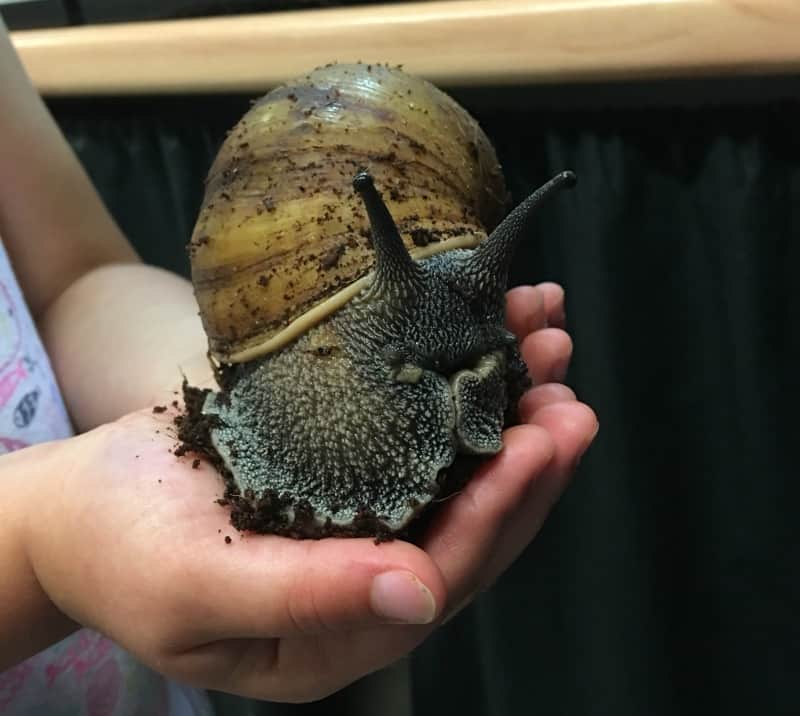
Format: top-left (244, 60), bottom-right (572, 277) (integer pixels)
top-left (11, 0), bottom-right (800, 95)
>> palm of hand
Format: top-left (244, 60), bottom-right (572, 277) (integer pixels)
top-left (29, 284), bottom-right (597, 702)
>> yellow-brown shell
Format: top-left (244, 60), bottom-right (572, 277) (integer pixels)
top-left (189, 63), bottom-right (508, 364)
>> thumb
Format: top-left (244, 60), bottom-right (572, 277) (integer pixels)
top-left (178, 535), bottom-right (446, 641)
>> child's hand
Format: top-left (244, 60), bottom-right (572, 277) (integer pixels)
top-left (22, 283), bottom-right (596, 702)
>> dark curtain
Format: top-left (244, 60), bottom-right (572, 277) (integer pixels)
top-left (50, 78), bottom-right (800, 716)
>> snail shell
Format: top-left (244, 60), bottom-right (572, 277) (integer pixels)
top-left (181, 63), bottom-right (576, 539)
top-left (189, 62), bottom-right (507, 364)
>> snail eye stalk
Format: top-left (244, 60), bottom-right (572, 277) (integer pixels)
top-left (464, 170), bottom-right (577, 293)
top-left (353, 171), bottom-right (424, 294)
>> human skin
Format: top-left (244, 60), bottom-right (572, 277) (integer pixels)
top-left (4, 280), bottom-right (597, 702)
top-left (0, 18), bottom-right (598, 703)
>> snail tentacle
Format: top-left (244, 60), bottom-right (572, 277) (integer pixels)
top-left (463, 170), bottom-right (577, 293)
top-left (353, 171), bottom-right (424, 297)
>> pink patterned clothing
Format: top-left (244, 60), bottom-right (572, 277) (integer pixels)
top-left (0, 240), bottom-right (214, 716)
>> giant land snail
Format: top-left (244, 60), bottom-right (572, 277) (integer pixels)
top-left (177, 62), bottom-right (576, 541)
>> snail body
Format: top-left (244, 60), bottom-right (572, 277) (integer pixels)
top-left (181, 63), bottom-right (575, 539)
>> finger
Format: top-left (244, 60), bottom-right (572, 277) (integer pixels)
top-left (521, 327), bottom-right (573, 384)
top-left (505, 285), bottom-right (546, 341)
top-left (268, 624), bottom-right (426, 702)
top-left (176, 622), bottom-right (428, 703)
top-left (163, 534), bottom-right (446, 644)
top-left (473, 401), bottom-right (598, 596)
top-left (518, 383), bottom-right (576, 423)
top-left (419, 424), bottom-right (556, 613)
top-left (536, 282), bottom-right (566, 329)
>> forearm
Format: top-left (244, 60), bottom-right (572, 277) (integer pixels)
top-left (0, 21), bottom-right (213, 427)
top-left (39, 263), bottom-right (214, 431)
top-left (0, 440), bottom-right (78, 670)
top-left (0, 19), bottom-right (138, 319)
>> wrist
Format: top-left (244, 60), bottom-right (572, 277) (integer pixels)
top-left (0, 439), bottom-right (79, 669)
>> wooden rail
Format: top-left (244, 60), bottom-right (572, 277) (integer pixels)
top-left (11, 0), bottom-right (800, 95)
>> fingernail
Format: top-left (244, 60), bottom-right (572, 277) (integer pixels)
top-left (552, 356), bottom-right (570, 383)
top-left (371, 571), bottom-right (437, 624)
top-left (575, 423), bottom-right (599, 467)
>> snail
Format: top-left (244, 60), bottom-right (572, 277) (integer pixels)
top-left (177, 62), bottom-right (576, 540)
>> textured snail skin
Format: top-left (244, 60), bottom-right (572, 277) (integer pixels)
top-left (194, 169), bottom-right (576, 538)
top-left (203, 248), bottom-right (529, 535)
